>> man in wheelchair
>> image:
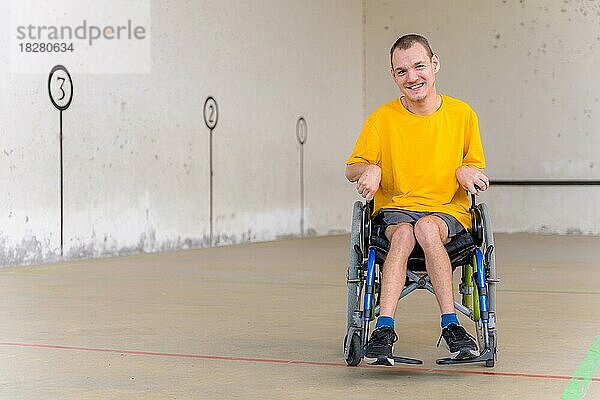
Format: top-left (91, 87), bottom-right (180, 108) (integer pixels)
top-left (345, 34), bottom-right (490, 366)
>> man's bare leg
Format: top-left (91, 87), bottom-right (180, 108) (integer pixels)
top-left (413, 216), bottom-right (454, 314)
top-left (413, 215), bottom-right (478, 358)
top-left (378, 223), bottom-right (416, 318)
top-left (364, 222), bottom-right (415, 365)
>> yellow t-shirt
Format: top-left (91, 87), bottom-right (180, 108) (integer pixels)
top-left (346, 94), bottom-right (486, 230)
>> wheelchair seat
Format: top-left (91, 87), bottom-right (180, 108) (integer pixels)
top-left (370, 228), bottom-right (476, 270)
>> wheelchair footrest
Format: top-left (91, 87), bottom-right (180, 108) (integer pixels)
top-left (435, 347), bottom-right (494, 366)
top-left (393, 355), bottom-right (423, 365)
top-left (368, 355), bottom-right (423, 366)
top-left (366, 354), bottom-right (423, 366)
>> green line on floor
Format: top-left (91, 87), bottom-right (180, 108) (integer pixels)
top-left (560, 334), bottom-right (600, 400)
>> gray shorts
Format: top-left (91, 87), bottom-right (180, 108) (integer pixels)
top-left (372, 209), bottom-right (465, 240)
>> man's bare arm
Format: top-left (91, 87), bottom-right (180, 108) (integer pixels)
top-left (345, 163), bottom-right (368, 182)
top-left (345, 163), bottom-right (381, 200)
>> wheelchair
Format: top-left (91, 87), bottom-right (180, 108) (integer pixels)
top-left (343, 194), bottom-right (498, 367)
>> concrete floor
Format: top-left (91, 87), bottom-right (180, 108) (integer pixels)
top-left (0, 233), bottom-right (599, 399)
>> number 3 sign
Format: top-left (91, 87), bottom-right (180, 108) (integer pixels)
top-left (48, 65), bottom-right (73, 111)
top-left (48, 64), bottom-right (73, 256)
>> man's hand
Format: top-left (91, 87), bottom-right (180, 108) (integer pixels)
top-left (456, 165), bottom-right (489, 195)
top-left (356, 164), bottom-right (381, 201)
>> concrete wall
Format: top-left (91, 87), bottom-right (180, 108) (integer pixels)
top-left (365, 0), bottom-right (600, 234)
top-left (3, 1), bottom-right (598, 267)
top-left (1, 0), bottom-right (362, 266)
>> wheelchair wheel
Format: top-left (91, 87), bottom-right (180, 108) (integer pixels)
top-left (479, 203), bottom-right (496, 318)
top-left (478, 202), bottom-right (498, 365)
top-left (344, 332), bottom-right (363, 366)
top-left (347, 201), bottom-right (364, 331)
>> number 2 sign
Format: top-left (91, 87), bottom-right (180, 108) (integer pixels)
top-left (203, 96), bottom-right (219, 245)
top-left (203, 96), bottom-right (218, 130)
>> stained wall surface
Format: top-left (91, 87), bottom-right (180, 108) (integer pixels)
top-left (365, 0), bottom-right (600, 234)
top-left (1, 0), bottom-right (362, 266)
top-left (2, 1), bottom-right (599, 267)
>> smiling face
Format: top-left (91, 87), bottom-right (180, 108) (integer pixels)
top-left (390, 42), bottom-right (440, 105)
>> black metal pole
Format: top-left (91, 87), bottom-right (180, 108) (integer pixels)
top-left (300, 146), bottom-right (304, 236)
top-left (59, 110), bottom-right (64, 256)
top-left (209, 129), bottom-right (213, 246)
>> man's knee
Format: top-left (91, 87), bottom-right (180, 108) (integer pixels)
top-left (414, 216), bottom-right (447, 246)
top-left (387, 223), bottom-right (415, 250)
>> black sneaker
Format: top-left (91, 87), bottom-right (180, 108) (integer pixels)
top-left (438, 324), bottom-right (479, 360)
top-left (364, 327), bottom-right (397, 366)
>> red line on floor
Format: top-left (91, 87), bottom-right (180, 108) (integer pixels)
top-left (1, 341), bottom-right (598, 383)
